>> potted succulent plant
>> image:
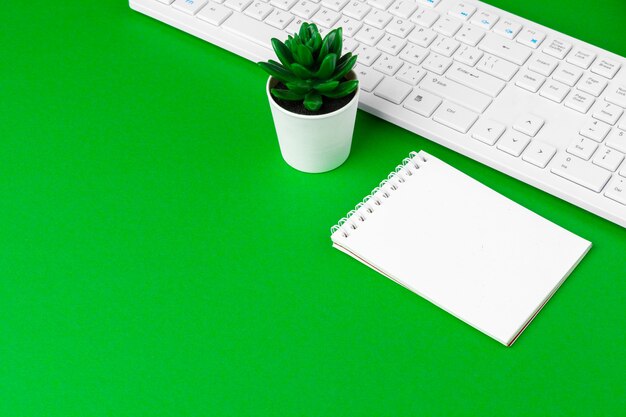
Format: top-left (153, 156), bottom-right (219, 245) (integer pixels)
top-left (258, 23), bottom-right (359, 173)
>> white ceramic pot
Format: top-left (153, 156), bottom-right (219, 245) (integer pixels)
top-left (266, 71), bottom-right (359, 173)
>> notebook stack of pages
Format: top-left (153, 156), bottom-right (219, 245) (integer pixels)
top-left (331, 151), bottom-right (591, 346)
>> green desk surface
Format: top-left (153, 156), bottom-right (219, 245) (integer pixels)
top-left (2, 1), bottom-right (625, 416)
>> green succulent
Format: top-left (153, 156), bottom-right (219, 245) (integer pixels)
top-left (258, 22), bottom-right (358, 112)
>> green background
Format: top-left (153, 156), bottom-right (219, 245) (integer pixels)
top-left (1, 0), bottom-right (625, 415)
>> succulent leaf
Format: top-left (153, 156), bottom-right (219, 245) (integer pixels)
top-left (322, 80), bottom-right (359, 98)
top-left (293, 43), bottom-right (314, 67)
top-left (331, 27), bottom-right (342, 55)
top-left (314, 80), bottom-right (340, 93)
top-left (290, 63), bottom-right (314, 79)
top-left (257, 61), bottom-right (296, 83)
top-left (304, 91), bottom-right (323, 111)
top-left (331, 54), bottom-right (357, 81)
top-left (315, 53), bottom-right (337, 79)
top-left (271, 38), bottom-right (294, 68)
top-left (271, 88), bottom-right (306, 101)
top-left (286, 80), bottom-right (314, 94)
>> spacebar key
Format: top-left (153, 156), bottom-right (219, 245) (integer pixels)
top-left (222, 13), bottom-right (284, 50)
top-left (550, 153), bottom-right (612, 192)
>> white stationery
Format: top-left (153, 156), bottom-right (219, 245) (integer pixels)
top-left (330, 151), bottom-right (591, 346)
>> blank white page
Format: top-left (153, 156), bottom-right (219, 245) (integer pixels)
top-left (331, 151), bottom-right (591, 346)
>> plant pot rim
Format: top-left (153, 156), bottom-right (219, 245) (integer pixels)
top-left (266, 71), bottom-right (359, 120)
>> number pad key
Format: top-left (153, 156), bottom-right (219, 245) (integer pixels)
top-left (567, 137), bottom-right (598, 160)
top-left (593, 146), bottom-right (625, 171)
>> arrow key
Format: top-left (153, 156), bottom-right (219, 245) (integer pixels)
top-left (497, 130), bottom-right (531, 156)
top-left (522, 140), bottom-right (557, 168)
top-left (513, 113), bottom-right (545, 136)
top-left (471, 119), bottom-right (506, 145)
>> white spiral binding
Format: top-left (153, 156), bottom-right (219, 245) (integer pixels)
top-left (330, 151), bottom-right (428, 238)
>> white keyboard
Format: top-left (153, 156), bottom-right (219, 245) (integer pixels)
top-left (130, 0), bottom-right (626, 227)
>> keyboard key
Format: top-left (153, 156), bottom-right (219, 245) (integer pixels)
top-left (455, 24), bottom-right (485, 47)
top-left (172, 0), bottom-right (209, 15)
top-left (590, 57), bottom-right (621, 79)
top-left (389, 0), bottom-right (418, 19)
top-left (553, 63), bottom-right (583, 87)
top-left (342, 37), bottom-right (359, 53)
top-left (418, 0), bottom-right (441, 8)
top-left (364, 9), bottom-right (393, 29)
top-left (606, 128), bottom-right (626, 153)
top-left (516, 28), bottom-right (545, 48)
top-left (566, 47), bottom-right (596, 69)
top-left (354, 24), bottom-right (385, 46)
top-left (342, 0), bottom-right (371, 19)
top-left (422, 53), bottom-right (453, 75)
top-left (605, 85), bottom-right (626, 108)
top-left (321, 0), bottom-right (349, 12)
top-left (604, 176), bottom-right (626, 205)
top-left (431, 37), bottom-right (460, 57)
top-left (470, 10), bottom-right (499, 30)
top-left (515, 69), bottom-right (545, 93)
top-left (551, 154), bottom-right (612, 192)
top-left (290, 0), bottom-right (320, 18)
top-left (433, 17), bottom-right (462, 37)
top-left (335, 16), bottom-right (362, 37)
top-left (221, 10), bottom-right (284, 47)
top-left (563, 91), bottom-right (595, 114)
top-left (373, 54), bottom-right (404, 75)
top-left (567, 137), bottom-right (598, 160)
top-left (476, 54), bottom-right (518, 81)
top-left (528, 53), bottom-right (558, 76)
top-left (478, 33), bottom-right (532, 65)
top-left (620, 117), bottom-right (626, 131)
top-left (577, 74), bottom-right (607, 97)
top-left (403, 89), bottom-right (442, 117)
top-left (593, 102), bottom-right (623, 125)
top-left (448, 2), bottom-right (476, 21)
top-left (453, 45), bottom-right (483, 66)
top-left (385, 17), bottom-right (415, 38)
top-left (539, 79), bottom-right (570, 103)
top-left (311, 7), bottom-right (340, 27)
top-left (580, 119), bottom-right (611, 142)
top-left (197, 2), bottom-right (233, 25)
top-left (396, 64), bottom-right (427, 85)
top-left (224, 0), bottom-right (253, 11)
top-left (593, 145), bottom-right (624, 171)
top-left (374, 77), bottom-right (413, 103)
top-left (377, 34), bottom-right (407, 55)
top-left (354, 44), bottom-right (381, 66)
top-left (522, 140), bottom-right (557, 168)
top-left (156, 0), bottom-right (175, 4)
top-left (420, 75), bottom-right (492, 113)
top-left (411, 8), bottom-right (439, 28)
top-left (493, 19), bottom-right (522, 39)
top-left (543, 38), bottom-right (572, 60)
top-left (368, 0), bottom-right (394, 10)
top-left (513, 114), bottom-right (544, 137)
top-left (354, 64), bottom-right (384, 91)
top-left (432, 101), bottom-right (479, 133)
top-left (270, 0), bottom-right (298, 10)
top-left (496, 130), bottom-right (531, 156)
top-left (406, 27), bottom-right (437, 48)
top-left (471, 119), bottom-right (506, 145)
top-left (399, 43), bottom-right (429, 65)
top-left (245, 1), bottom-right (274, 20)
top-left (265, 9), bottom-right (294, 28)
top-left (446, 62), bottom-right (505, 97)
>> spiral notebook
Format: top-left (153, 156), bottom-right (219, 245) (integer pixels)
top-left (330, 151), bottom-right (591, 346)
